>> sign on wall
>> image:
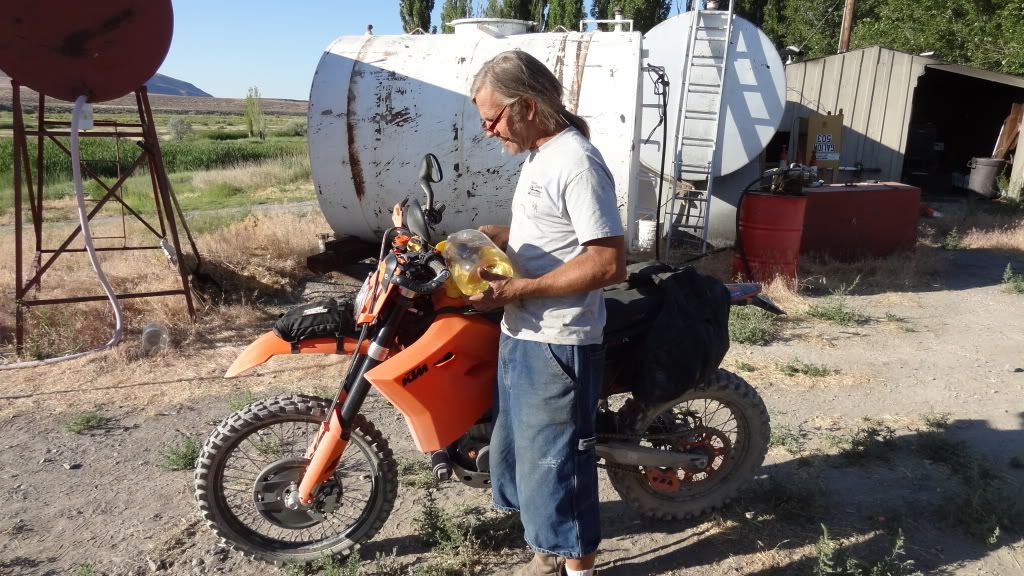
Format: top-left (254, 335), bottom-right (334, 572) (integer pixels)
top-left (807, 111), bottom-right (844, 179)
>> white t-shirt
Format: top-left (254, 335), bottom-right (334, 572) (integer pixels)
top-left (501, 127), bottom-right (625, 345)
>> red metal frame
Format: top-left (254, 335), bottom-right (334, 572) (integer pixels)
top-left (9, 82), bottom-right (197, 356)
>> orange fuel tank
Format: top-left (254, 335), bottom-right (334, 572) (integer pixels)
top-left (364, 314), bottom-right (499, 452)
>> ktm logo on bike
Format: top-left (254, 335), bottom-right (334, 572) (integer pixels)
top-left (401, 364), bottom-right (429, 386)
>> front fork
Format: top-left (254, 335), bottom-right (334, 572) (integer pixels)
top-left (296, 295), bottom-right (412, 504)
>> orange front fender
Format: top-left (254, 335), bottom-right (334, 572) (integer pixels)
top-left (224, 331), bottom-right (362, 378)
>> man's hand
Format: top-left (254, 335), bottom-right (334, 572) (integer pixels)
top-left (391, 203), bottom-right (404, 227)
top-left (466, 268), bottom-right (524, 311)
top-left (477, 225), bottom-right (511, 249)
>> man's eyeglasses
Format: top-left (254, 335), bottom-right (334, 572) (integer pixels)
top-left (481, 103), bottom-right (510, 134)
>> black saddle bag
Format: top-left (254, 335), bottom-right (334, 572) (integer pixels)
top-left (273, 299), bottom-right (354, 343)
top-left (631, 266), bottom-right (731, 405)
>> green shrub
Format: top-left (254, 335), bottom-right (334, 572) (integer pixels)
top-left (168, 117), bottom-right (193, 142)
top-left (778, 359), bottom-right (835, 377)
top-left (941, 226), bottom-right (964, 251)
top-left (806, 281), bottom-right (868, 326)
top-left (274, 119), bottom-right (308, 137)
top-left (398, 457), bottom-right (438, 489)
top-left (729, 306), bottom-right (780, 345)
top-left (159, 435), bottom-right (202, 471)
top-left (1002, 263), bottom-right (1024, 294)
top-left (814, 525), bottom-right (922, 576)
top-left (201, 130), bottom-right (249, 141)
top-left (66, 411), bottom-right (107, 434)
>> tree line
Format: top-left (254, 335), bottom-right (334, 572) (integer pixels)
top-left (398, 0), bottom-right (1023, 77)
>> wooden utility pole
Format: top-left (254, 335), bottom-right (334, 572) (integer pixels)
top-left (838, 0), bottom-right (856, 53)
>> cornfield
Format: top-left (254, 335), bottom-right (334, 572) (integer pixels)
top-left (0, 137), bottom-right (307, 180)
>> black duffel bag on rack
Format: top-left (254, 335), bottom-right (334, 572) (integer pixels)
top-left (273, 299), bottom-right (354, 344)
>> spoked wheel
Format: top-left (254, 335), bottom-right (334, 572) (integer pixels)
top-left (194, 395), bottom-right (397, 564)
top-left (608, 370), bottom-right (770, 520)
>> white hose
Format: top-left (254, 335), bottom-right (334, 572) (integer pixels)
top-left (1, 95), bottom-right (124, 370)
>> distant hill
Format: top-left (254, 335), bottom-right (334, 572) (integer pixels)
top-left (145, 73), bottom-right (212, 97)
top-left (0, 68), bottom-right (306, 116)
top-left (0, 68), bottom-right (211, 98)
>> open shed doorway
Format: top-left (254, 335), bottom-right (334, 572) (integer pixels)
top-left (903, 68), bottom-right (1024, 197)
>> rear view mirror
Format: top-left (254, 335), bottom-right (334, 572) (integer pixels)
top-left (419, 153), bottom-right (443, 184)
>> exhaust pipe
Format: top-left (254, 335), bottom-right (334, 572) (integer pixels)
top-left (596, 441), bottom-right (709, 471)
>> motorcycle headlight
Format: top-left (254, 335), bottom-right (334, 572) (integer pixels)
top-left (353, 273), bottom-right (372, 319)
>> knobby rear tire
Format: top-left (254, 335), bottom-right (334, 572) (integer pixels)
top-left (608, 370), bottom-right (770, 520)
top-left (193, 395), bottom-right (398, 565)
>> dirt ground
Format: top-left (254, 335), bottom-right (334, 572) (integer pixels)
top-left (1, 239), bottom-right (1023, 575)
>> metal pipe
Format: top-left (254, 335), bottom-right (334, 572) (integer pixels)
top-left (139, 87), bottom-right (196, 321)
top-left (12, 81), bottom-right (25, 355)
top-left (39, 246), bottom-right (161, 253)
top-left (23, 290), bottom-right (185, 306)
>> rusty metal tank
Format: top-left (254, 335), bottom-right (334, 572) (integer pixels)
top-left (307, 21), bottom-right (644, 243)
top-left (307, 13), bottom-right (785, 249)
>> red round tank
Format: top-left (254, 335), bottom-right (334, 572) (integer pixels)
top-left (0, 0), bottom-right (173, 102)
top-left (732, 192), bottom-right (808, 283)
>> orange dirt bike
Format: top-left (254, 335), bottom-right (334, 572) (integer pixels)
top-left (194, 154), bottom-right (782, 565)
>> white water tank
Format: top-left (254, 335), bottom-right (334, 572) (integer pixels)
top-left (308, 25), bottom-right (643, 243)
top-left (307, 12), bottom-right (786, 249)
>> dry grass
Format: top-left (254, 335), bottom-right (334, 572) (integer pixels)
top-left (189, 156), bottom-right (310, 193)
top-left (961, 215), bottom-right (1024, 252)
top-left (197, 210), bottom-right (326, 292)
top-left (798, 247), bottom-right (946, 294)
top-left (1, 208), bottom-right (326, 363)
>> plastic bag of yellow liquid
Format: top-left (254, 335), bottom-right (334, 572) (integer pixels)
top-left (441, 229), bottom-right (516, 295)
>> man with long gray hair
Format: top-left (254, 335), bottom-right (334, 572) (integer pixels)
top-left (467, 50), bottom-right (627, 576)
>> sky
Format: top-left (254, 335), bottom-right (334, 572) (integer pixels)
top-left (161, 1), bottom-right (591, 101)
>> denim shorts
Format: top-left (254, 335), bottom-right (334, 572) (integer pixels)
top-left (491, 332), bottom-right (603, 558)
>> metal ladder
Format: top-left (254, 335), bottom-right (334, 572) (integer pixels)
top-left (663, 0), bottom-right (736, 259)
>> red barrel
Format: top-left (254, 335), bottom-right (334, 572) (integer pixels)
top-left (732, 192), bottom-right (807, 283)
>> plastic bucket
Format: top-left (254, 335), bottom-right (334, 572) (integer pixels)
top-left (967, 157), bottom-right (1006, 198)
top-left (732, 192), bottom-right (807, 283)
top-left (636, 219), bottom-right (658, 252)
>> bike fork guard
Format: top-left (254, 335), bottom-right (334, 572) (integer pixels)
top-left (298, 408), bottom-right (348, 504)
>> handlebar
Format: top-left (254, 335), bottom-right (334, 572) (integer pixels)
top-left (391, 254), bottom-right (450, 295)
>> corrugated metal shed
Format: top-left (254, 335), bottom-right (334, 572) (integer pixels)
top-left (782, 46), bottom-right (1024, 182)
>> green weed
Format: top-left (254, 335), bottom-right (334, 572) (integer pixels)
top-left (921, 411), bottom-right (951, 431)
top-left (159, 435), bottom-right (202, 471)
top-left (770, 423), bottom-right (806, 455)
top-left (66, 411), bottom-right (107, 434)
top-left (770, 422), bottom-right (802, 453)
top-left (845, 418), bottom-right (896, 461)
top-left (736, 361), bottom-right (757, 372)
top-left (884, 312), bottom-right (906, 322)
top-left (227, 391), bottom-right (257, 411)
top-left (941, 226), bottom-right (965, 251)
top-left (398, 457), bottom-right (438, 489)
top-left (779, 359), bottom-right (835, 378)
top-left (729, 306), bottom-right (780, 345)
top-left (315, 553), bottom-right (361, 576)
top-left (415, 491), bottom-right (463, 548)
top-left (1002, 263), bottom-right (1024, 294)
top-left (941, 462), bottom-right (1024, 545)
top-left (252, 435), bottom-right (285, 458)
top-left (748, 477), bottom-right (830, 524)
top-left (806, 281), bottom-right (868, 326)
top-left (814, 525), bottom-right (923, 576)
top-left (76, 562), bottom-right (95, 576)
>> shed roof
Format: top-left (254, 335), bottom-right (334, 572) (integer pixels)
top-left (795, 46), bottom-right (1024, 90)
